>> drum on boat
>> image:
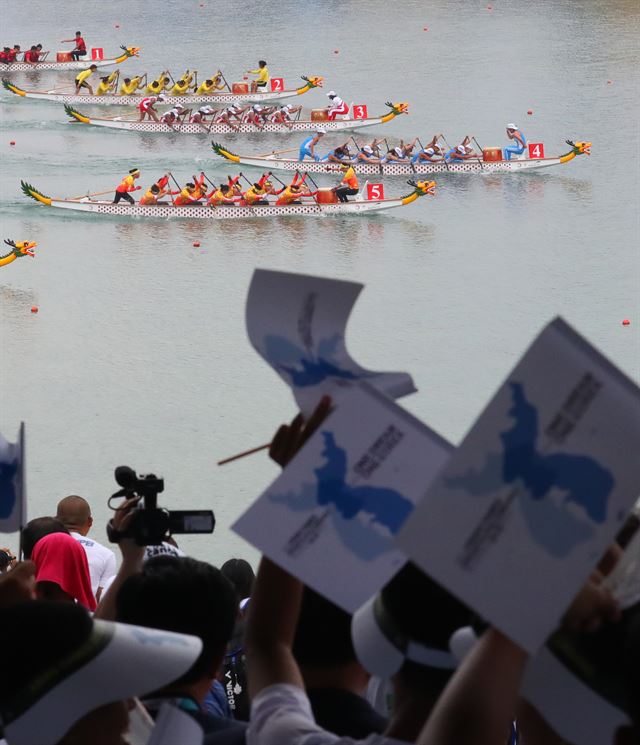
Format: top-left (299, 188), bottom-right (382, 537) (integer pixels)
top-left (316, 187), bottom-right (338, 204)
top-left (311, 109), bottom-right (329, 121)
top-left (483, 147), bottom-right (503, 162)
top-left (232, 82), bottom-right (249, 94)
top-left (56, 51), bottom-right (73, 62)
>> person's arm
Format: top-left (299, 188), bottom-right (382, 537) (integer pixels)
top-left (0, 561), bottom-right (36, 608)
top-left (94, 498), bottom-right (145, 620)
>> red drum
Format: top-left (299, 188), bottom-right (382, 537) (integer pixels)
top-left (232, 82), bottom-right (249, 94)
top-left (316, 188), bottom-right (338, 204)
top-left (56, 51), bottom-right (73, 62)
top-left (311, 109), bottom-right (328, 121)
top-left (483, 147), bottom-right (503, 162)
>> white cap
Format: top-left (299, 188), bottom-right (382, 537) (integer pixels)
top-left (327, 90), bottom-right (336, 97)
top-left (253, 104), bottom-right (262, 111)
top-left (2, 618), bottom-right (201, 745)
top-left (363, 145), bottom-right (373, 154)
top-left (157, 93), bottom-right (167, 100)
top-left (174, 103), bottom-right (185, 110)
top-left (507, 123), bottom-right (518, 130)
top-left (284, 103), bottom-right (293, 110)
top-left (316, 128), bottom-right (326, 135)
top-left (457, 145), bottom-right (466, 153)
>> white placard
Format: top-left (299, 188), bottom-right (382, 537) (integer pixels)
top-left (246, 269), bottom-right (416, 415)
top-left (398, 318), bottom-right (640, 652)
top-left (233, 382), bottom-right (451, 612)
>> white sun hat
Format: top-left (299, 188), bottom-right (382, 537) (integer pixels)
top-left (316, 128), bottom-right (327, 135)
top-left (327, 90), bottom-right (336, 97)
top-left (1, 606), bottom-right (202, 745)
top-left (507, 123), bottom-right (518, 130)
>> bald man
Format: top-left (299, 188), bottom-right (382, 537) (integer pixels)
top-left (56, 495), bottom-right (116, 602)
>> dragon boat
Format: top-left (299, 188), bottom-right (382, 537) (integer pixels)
top-left (20, 179), bottom-right (435, 220)
top-left (2, 75), bottom-right (323, 106)
top-left (63, 102), bottom-right (409, 135)
top-left (1, 47), bottom-right (140, 73)
top-left (211, 140), bottom-right (592, 175)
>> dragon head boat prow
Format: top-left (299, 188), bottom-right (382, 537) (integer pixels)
top-left (2, 78), bottom-right (26, 96)
top-left (560, 139), bottom-right (592, 164)
top-left (21, 181), bottom-right (52, 206)
top-left (296, 75), bottom-right (324, 95)
top-left (118, 45), bottom-right (141, 60)
top-left (401, 179), bottom-right (436, 205)
top-left (211, 142), bottom-right (240, 162)
top-left (64, 104), bottom-right (91, 124)
top-left (381, 102), bottom-right (409, 123)
top-left (1, 239), bottom-right (37, 267)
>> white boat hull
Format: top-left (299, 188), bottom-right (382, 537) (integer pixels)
top-left (69, 114), bottom-right (391, 135)
top-left (216, 153), bottom-right (568, 175)
top-left (38, 197), bottom-right (409, 219)
top-left (2, 55), bottom-right (130, 73)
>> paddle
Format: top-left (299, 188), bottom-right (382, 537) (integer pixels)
top-left (70, 188), bottom-right (114, 201)
top-left (258, 146), bottom-right (298, 158)
top-left (301, 171), bottom-right (324, 213)
top-left (472, 136), bottom-right (486, 169)
top-left (238, 172), bottom-right (262, 214)
top-left (193, 70), bottom-right (198, 92)
top-left (218, 442), bottom-right (271, 466)
top-left (161, 172), bottom-right (177, 205)
top-left (218, 69), bottom-right (231, 92)
top-left (201, 172), bottom-right (219, 209)
top-left (168, 172), bottom-right (183, 204)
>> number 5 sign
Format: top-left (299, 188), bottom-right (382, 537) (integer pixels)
top-left (270, 78), bottom-right (284, 92)
top-left (367, 183), bottom-right (384, 201)
top-left (528, 143), bottom-right (545, 159)
top-left (353, 104), bottom-right (368, 120)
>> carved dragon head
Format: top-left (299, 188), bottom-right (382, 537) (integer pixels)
top-left (565, 139), bottom-right (591, 156)
top-left (119, 46), bottom-right (141, 58)
top-left (300, 75), bottom-right (324, 88)
top-left (407, 180), bottom-right (436, 197)
top-left (3, 239), bottom-right (37, 257)
top-left (385, 101), bottom-right (409, 116)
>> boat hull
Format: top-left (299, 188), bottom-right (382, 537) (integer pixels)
top-left (214, 153), bottom-right (569, 174)
top-left (6, 87), bottom-right (314, 106)
top-left (70, 115), bottom-right (389, 135)
top-left (39, 197), bottom-right (408, 219)
top-left (2, 56), bottom-right (129, 73)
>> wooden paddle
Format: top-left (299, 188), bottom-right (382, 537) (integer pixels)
top-left (472, 136), bottom-right (486, 169)
top-left (218, 442), bottom-right (270, 466)
top-left (218, 69), bottom-right (232, 92)
top-left (70, 188), bottom-right (114, 200)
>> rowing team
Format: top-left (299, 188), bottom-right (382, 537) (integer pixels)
top-left (138, 97), bottom-right (304, 128)
top-left (300, 126), bottom-right (528, 163)
top-left (111, 166), bottom-right (361, 206)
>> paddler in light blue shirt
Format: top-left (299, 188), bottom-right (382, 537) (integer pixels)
top-left (503, 123), bottom-right (527, 160)
top-left (298, 129), bottom-right (325, 161)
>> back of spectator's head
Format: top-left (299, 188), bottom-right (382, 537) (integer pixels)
top-left (221, 557), bottom-right (255, 602)
top-left (116, 556), bottom-right (237, 687)
top-left (293, 586), bottom-right (358, 668)
top-left (0, 601), bottom-right (201, 745)
top-left (21, 516), bottom-right (68, 559)
top-left (55, 494), bottom-right (93, 534)
top-left (352, 562), bottom-right (475, 685)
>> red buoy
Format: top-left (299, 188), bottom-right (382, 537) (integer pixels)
top-left (527, 109), bottom-right (533, 115)
top-left (623, 319), bottom-right (631, 326)
top-left (423, 26), bottom-right (428, 31)
top-left (487, 4), bottom-right (492, 9)
top-left (193, 241), bottom-right (201, 247)
top-left (334, 50), bottom-right (339, 54)
top-left (31, 306), bottom-right (38, 314)
top-left (115, 24), bottom-right (120, 28)
top-left (607, 80), bottom-right (613, 85)
top-left (9, 141), bottom-right (15, 145)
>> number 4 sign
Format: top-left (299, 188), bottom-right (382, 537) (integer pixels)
top-left (270, 78), bottom-right (284, 92)
top-left (367, 183), bottom-right (384, 201)
top-left (353, 104), bottom-right (368, 120)
top-left (528, 143), bottom-right (545, 159)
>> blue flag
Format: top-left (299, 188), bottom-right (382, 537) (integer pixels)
top-left (0, 423), bottom-right (25, 534)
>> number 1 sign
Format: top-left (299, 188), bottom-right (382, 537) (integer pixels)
top-left (353, 104), bottom-right (368, 120)
top-left (528, 143), bottom-right (545, 159)
top-left (367, 183), bottom-right (384, 201)
top-left (270, 78), bottom-right (284, 92)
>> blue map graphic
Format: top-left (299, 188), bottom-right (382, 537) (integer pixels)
top-left (264, 333), bottom-right (372, 388)
top-left (0, 457), bottom-right (18, 519)
top-left (269, 430), bottom-right (413, 560)
top-left (445, 381), bottom-right (614, 557)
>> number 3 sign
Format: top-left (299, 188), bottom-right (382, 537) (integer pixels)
top-left (353, 104), bottom-right (368, 120)
top-left (528, 143), bottom-right (545, 159)
top-left (367, 183), bottom-right (384, 201)
top-left (270, 78), bottom-right (284, 92)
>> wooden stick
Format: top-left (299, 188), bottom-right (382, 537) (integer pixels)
top-left (258, 146), bottom-right (298, 158)
top-left (70, 188), bottom-right (114, 200)
top-left (217, 442), bottom-right (270, 466)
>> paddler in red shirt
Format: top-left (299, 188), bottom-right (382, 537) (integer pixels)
top-left (61, 31), bottom-right (87, 61)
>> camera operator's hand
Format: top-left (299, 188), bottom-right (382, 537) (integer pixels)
top-left (97, 498), bottom-right (145, 621)
top-left (0, 561), bottom-right (36, 609)
top-left (269, 395), bottom-right (333, 468)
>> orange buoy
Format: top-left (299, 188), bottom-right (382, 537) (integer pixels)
top-left (193, 241), bottom-right (201, 247)
top-left (527, 109), bottom-right (533, 115)
top-left (622, 319), bottom-right (631, 326)
top-left (31, 306), bottom-right (38, 314)
top-left (9, 141), bottom-right (15, 145)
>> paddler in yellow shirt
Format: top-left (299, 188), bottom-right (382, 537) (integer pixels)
top-left (170, 71), bottom-right (195, 95)
top-left (74, 64), bottom-right (98, 94)
top-left (95, 71), bottom-right (118, 96)
top-left (146, 72), bottom-right (171, 95)
top-left (247, 60), bottom-right (269, 93)
top-left (196, 73), bottom-right (225, 95)
top-left (119, 76), bottom-right (145, 95)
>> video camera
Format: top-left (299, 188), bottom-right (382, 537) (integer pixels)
top-left (106, 465), bottom-right (215, 546)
